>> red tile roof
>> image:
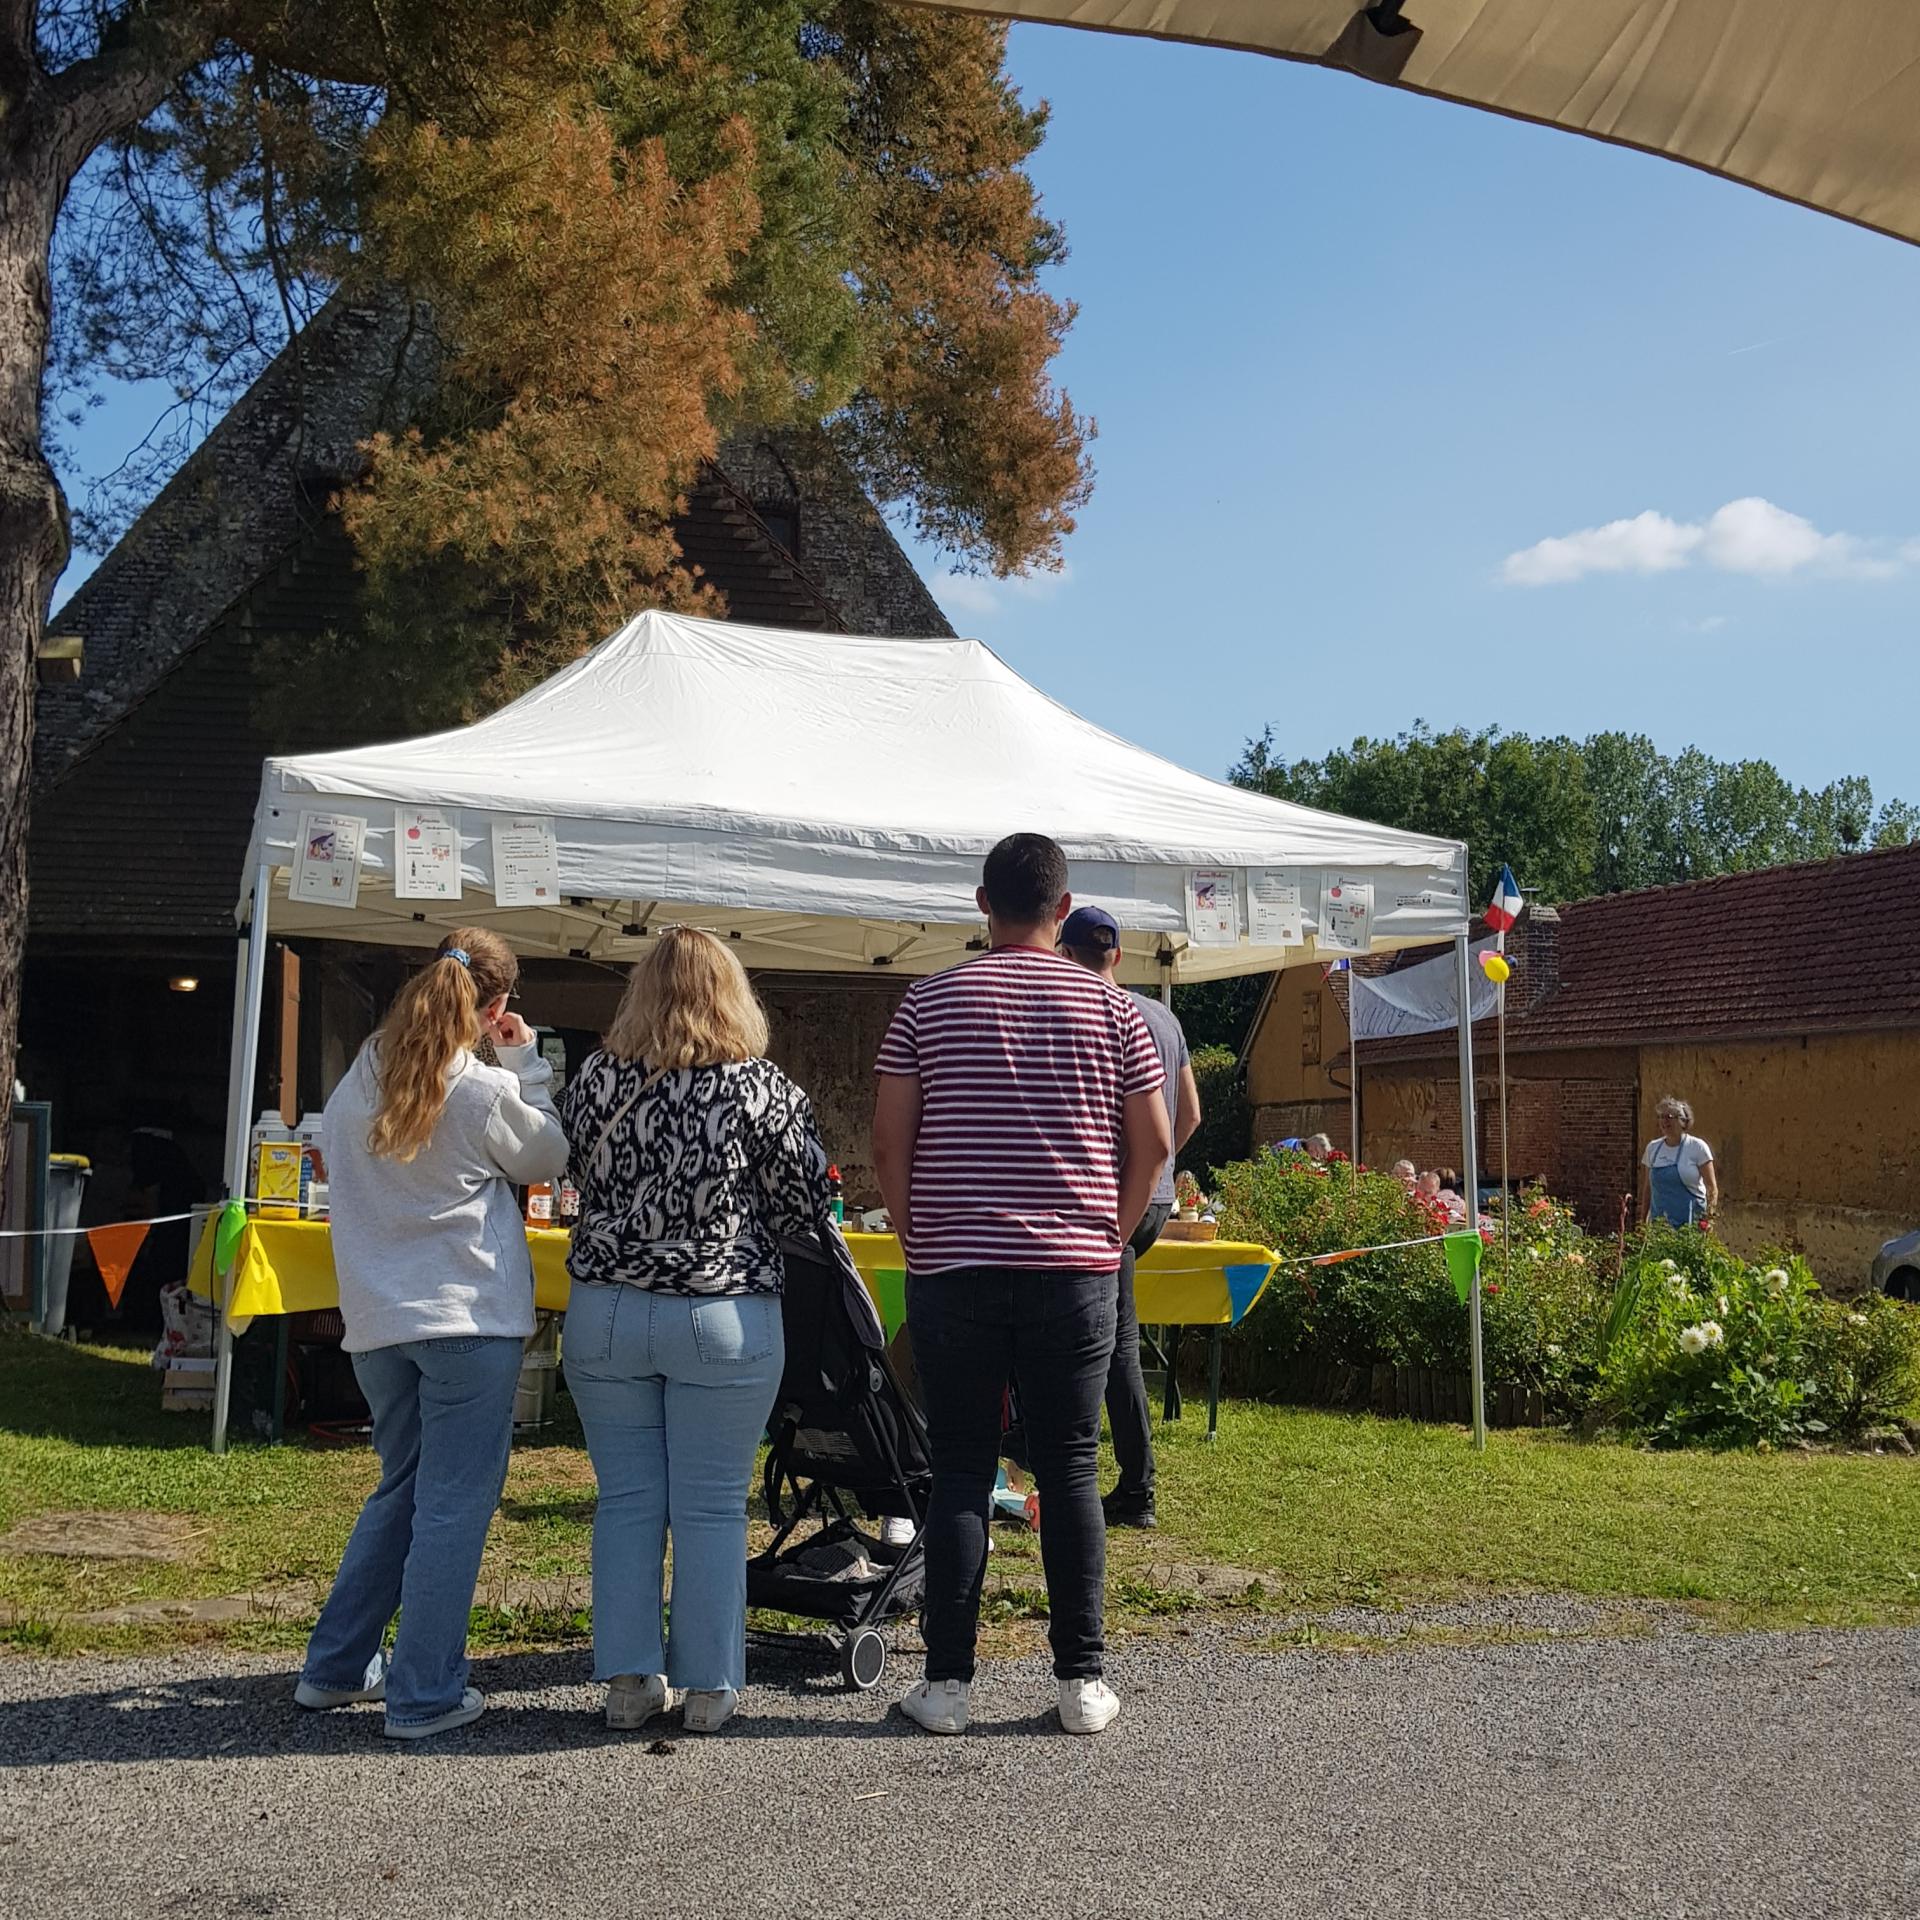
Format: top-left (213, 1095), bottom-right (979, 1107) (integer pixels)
top-left (1331, 840), bottom-right (1920, 1063)
top-left (1517, 841), bottom-right (1920, 1048)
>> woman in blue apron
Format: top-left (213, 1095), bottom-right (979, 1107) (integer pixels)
top-left (1642, 1096), bottom-right (1719, 1225)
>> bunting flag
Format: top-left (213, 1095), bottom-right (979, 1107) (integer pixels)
top-left (86, 1221), bottom-right (152, 1309)
top-left (1484, 864), bottom-right (1523, 935)
top-left (1443, 1230), bottom-right (1484, 1306)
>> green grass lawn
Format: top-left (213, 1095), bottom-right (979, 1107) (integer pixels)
top-left (2, 1329), bottom-right (1916, 1657)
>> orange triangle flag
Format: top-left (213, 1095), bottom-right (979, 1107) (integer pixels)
top-left (87, 1222), bottom-right (152, 1309)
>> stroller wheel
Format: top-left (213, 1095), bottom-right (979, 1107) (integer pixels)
top-left (841, 1627), bottom-right (888, 1692)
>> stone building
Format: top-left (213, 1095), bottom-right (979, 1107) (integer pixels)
top-left (1242, 844), bottom-right (1920, 1283)
top-left (25, 296), bottom-right (950, 1291)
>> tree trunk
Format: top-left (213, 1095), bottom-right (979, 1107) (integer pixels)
top-left (0, 7), bottom-right (206, 1186)
top-left (0, 153), bottom-right (67, 1185)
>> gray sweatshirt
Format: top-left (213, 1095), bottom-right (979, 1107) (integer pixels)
top-left (323, 1038), bottom-right (569, 1353)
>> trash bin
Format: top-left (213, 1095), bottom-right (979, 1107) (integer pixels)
top-left (514, 1313), bottom-right (560, 1429)
top-left (40, 1154), bottom-right (90, 1337)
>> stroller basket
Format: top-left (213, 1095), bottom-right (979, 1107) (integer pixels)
top-left (748, 1231), bottom-right (931, 1691)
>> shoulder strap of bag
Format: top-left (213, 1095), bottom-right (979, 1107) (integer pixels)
top-left (581, 1065), bottom-right (668, 1197)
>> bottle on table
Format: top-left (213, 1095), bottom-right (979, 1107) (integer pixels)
top-left (525, 1180), bottom-right (555, 1227)
top-left (557, 1175), bottom-right (580, 1227)
top-left (827, 1163), bottom-right (845, 1223)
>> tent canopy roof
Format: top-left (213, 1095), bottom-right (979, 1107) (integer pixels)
top-left (910, 1), bottom-right (1920, 251)
top-left (251, 611), bottom-right (1466, 983)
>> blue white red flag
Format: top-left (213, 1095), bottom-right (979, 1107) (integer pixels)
top-left (1484, 865), bottom-right (1522, 934)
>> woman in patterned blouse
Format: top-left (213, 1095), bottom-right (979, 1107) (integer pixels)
top-left (559, 927), bottom-right (830, 1735)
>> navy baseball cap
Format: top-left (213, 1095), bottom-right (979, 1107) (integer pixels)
top-left (1060, 905), bottom-right (1120, 951)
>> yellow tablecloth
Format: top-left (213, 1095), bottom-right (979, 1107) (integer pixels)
top-left (189, 1218), bottom-right (1278, 1337)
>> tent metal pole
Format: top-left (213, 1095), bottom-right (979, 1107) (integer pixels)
top-left (1454, 932), bottom-right (1486, 1450)
top-left (212, 861), bottom-right (274, 1456)
top-left (1348, 983), bottom-right (1361, 1173)
top-left (1498, 956), bottom-right (1511, 1284)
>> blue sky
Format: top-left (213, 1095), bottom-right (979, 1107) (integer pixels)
top-left (58, 22), bottom-right (1920, 800)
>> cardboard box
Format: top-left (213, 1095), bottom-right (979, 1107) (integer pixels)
top-left (255, 1140), bottom-right (302, 1218)
top-left (162, 1362), bottom-right (215, 1413)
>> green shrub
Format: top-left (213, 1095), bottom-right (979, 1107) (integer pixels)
top-left (1179, 1044), bottom-right (1249, 1181)
top-left (1211, 1156), bottom-right (1610, 1400)
top-left (1599, 1225), bottom-right (1920, 1447)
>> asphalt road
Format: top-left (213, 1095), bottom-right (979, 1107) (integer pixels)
top-left (1, 1624), bottom-right (1915, 1920)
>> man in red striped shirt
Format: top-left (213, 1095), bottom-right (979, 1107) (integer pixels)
top-left (872, 832), bottom-right (1171, 1738)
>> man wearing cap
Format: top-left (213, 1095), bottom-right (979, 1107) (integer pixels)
top-left (1059, 905), bottom-right (1201, 1531)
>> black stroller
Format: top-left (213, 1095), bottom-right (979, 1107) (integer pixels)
top-left (747, 1230), bottom-right (931, 1691)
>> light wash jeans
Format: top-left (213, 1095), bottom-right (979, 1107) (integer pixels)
top-left (301, 1335), bottom-right (523, 1726)
top-left (562, 1280), bottom-right (784, 1693)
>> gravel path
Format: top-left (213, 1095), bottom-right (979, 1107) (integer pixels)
top-left (1, 1623), bottom-right (1916, 1919)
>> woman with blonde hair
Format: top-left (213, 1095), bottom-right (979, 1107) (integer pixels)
top-left (560, 926), bottom-right (830, 1734)
top-left (296, 928), bottom-right (567, 1739)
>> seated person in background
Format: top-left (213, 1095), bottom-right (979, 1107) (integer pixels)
top-left (1302, 1133), bottom-right (1334, 1164)
top-left (1433, 1168), bottom-right (1468, 1222)
top-left (1391, 1159), bottom-right (1418, 1190)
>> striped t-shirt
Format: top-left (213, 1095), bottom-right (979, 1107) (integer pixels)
top-left (874, 946), bottom-right (1165, 1274)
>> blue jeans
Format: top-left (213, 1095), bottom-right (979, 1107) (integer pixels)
top-left (906, 1267), bottom-right (1117, 1683)
top-left (562, 1280), bottom-right (784, 1692)
top-left (301, 1335), bottom-right (523, 1726)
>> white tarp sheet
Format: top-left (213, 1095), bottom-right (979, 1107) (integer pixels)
top-left (245, 611), bottom-right (1467, 983)
top-left (907, 2), bottom-right (1920, 251)
top-left (1350, 938), bottom-right (1497, 1040)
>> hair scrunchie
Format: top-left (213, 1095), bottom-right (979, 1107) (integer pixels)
top-left (443, 947), bottom-right (472, 969)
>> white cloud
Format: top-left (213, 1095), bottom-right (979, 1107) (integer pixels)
top-left (933, 563), bottom-right (1074, 623)
top-left (1502, 510), bottom-right (1701, 586)
top-left (1675, 613), bottom-right (1729, 635)
top-left (1502, 496), bottom-right (1911, 587)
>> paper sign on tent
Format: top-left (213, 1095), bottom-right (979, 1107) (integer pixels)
top-left (1248, 867), bottom-right (1305, 947)
top-left (289, 811), bottom-right (364, 910)
top-left (1317, 874), bottom-right (1375, 954)
top-left (86, 1222), bottom-right (152, 1309)
top-left (394, 807), bottom-right (463, 902)
top-left (1185, 867), bottom-right (1240, 945)
top-left (491, 817), bottom-right (560, 908)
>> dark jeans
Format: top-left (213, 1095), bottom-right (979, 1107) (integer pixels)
top-left (1107, 1201), bottom-right (1171, 1497)
top-left (905, 1267), bottom-right (1117, 1682)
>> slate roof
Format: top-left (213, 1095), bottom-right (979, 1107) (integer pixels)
top-left (29, 295), bottom-right (951, 946)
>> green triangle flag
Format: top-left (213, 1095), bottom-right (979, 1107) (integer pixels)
top-left (1443, 1230), bottom-right (1482, 1305)
top-left (213, 1199), bottom-right (249, 1279)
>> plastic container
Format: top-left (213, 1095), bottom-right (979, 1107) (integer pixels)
top-left (248, 1110), bottom-right (292, 1183)
top-left (514, 1317), bottom-right (560, 1428)
top-left (294, 1114), bottom-right (326, 1212)
top-left (38, 1154), bottom-right (90, 1337)
top-left (525, 1181), bottom-right (554, 1227)
top-left (827, 1163), bottom-right (845, 1223)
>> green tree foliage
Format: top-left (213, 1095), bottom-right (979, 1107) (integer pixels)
top-left (1178, 1043), bottom-right (1249, 1181)
top-left (1234, 723), bottom-right (1916, 902)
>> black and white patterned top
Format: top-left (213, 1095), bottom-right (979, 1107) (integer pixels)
top-left (558, 1052), bottom-right (829, 1296)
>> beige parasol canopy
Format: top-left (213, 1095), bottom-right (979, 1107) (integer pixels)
top-left (910, 1), bottom-right (1920, 248)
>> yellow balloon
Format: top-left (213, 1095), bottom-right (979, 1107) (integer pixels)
top-left (1480, 951), bottom-right (1512, 984)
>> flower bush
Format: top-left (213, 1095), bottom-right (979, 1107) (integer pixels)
top-left (1207, 1160), bottom-right (1920, 1447)
top-left (1598, 1225), bottom-right (1920, 1447)
top-left (1212, 1154), bottom-right (1609, 1404)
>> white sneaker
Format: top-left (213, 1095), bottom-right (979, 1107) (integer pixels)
top-left (294, 1653), bottom-right (385, 1710)
top-left (606, 1673), bottom-right (672, 1730)
top-left (683, 1686), bottom-right (738, 1733)
top-left (383, 1687), bottom-right (486, 1740)
top-left (879, 1515), bottom-right (916, 1549)
top-left (899, 1677), bottom-right (970, 1735)
top-left (1057, 1677), bottom-right (1120, 1735)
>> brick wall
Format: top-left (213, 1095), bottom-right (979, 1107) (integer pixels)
top-left (1553, 1078), bottom-right (1640, 1233)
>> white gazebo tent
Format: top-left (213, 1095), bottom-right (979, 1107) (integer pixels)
top-left (216, 611), bottom-right (1485, 1442)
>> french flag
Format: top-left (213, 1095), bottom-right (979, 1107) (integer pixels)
top-left (1484, 864), bottom-right (1523, 934)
